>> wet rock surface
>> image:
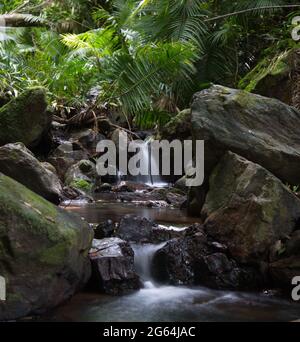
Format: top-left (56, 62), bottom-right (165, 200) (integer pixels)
top-left (94, 220), bottom-right (116, 239)
top-left (89, 238), bottom-right (141, 295)
top-left (152, 224), bottom-right (261, 290)
top-left (117, 215), bottom-right (157, 243)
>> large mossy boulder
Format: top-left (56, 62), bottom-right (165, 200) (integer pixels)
top-left (0, 87), bottom-right (50, 148)
top-left (191, 85), bottom-right (300, 186)
top-left (202, 152), bottom-right (300, 263)
top-left (0, 173), bottom-right (93, 321)
top-left (0, 143), bottom-right (63, 204)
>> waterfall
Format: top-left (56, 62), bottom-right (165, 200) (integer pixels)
top-left (132, 243), bottom-right (166, 288)
top-left (134, 137), bottom-right (168, 188)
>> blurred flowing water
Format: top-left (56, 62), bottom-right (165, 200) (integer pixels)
top-left (46, 194), bottom-right (300, 322)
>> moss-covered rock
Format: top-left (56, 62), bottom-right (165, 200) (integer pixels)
top-left (65, 160), bottom-right (97, 193)
top-left (191, 84), bottom-right (300, 186)
top-left (157, 109), bottom-right (191, 141)
top-left (202, 152), bottom-right (300, 263)
top-left (70, 179), bottom-right (93, 192)
top-left (0, 87), bottom-right (50, 147)
top-left (0, 173), bottom-right (93, 321)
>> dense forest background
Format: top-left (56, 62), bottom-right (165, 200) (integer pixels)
top-left (0, 0), bottom-right (300, 128)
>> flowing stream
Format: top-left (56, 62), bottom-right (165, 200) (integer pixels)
top-left (40, 198), bottom-right (300, 322)
top-left (42, 138), bottom-right (300, 322)
top-left (131, 243), bottom-right (166, 287)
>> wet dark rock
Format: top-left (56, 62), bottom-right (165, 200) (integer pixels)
top-left (268, 230), bottom-right (300, 289)
top-left (0, 143), bottom-right (62, 204)
top-left (0, 173), bottom-right (93, 321)
top-left (145, 200), bottom-right (169, 208)
top-left (94, 220), bottom-right (116, 239)
top-left (149, 188), bottom-right (186, 208)
top-left (202, 151), bottom-right (300, 263)
top-left (113, 181), bottom-right (151, 193)
top-left (62, 185), bottom-right (83, 200)
top-left (117, 215), bottom-right (156, 243)
top-left (50, 121), bottom-right (68, 146)
top-left (95, 183), bottom-right (113, 192)
top-left (165, 191), bottom-right (186, 207)
top-left (269, 255), bottom-right (300, 290)
top-left (152, 224), bottom-right (261, 290)
top-left (89, 238), bottom-right (141, 295)
top-left (151, 225), bottom-right (188, 243)
top-left (174, 176), bottom-right (189, 193)
top-left (65, 160), bottom-right (98, 193)
top-left (285, 230), bottom-right (300, 256)
top-left (48, 142), bottom-right (90, 180)
top-left (70, 129), bottom-right (105, 155)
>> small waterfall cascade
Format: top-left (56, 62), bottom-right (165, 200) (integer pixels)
top-left (134, 137), bottom-right (168, 188)
top-left (132, 243), bottom-right (166, 288)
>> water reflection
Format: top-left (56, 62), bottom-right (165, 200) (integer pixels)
top-left (63, 200), bottom-right (199, 225)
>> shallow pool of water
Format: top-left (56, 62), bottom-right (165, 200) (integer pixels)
top-left (63, 197), bottom-right (199, 225)
top-left (55, 193), bottom-right (300, 322)
top-left (41, 287), bottom-right (300, 322)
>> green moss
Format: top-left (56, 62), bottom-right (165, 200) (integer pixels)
top-left (239, 50), bottom-right (290, 92)
top-left (0, 174), bottom-right (84, 249)
top-left (70, 178), bottom-right (93, 191)
top-left (0, 87), bottom-right (48, 147)
top-left (39, 241), bottom-right (71, 265)
top-left (157, 109), bottom-right (191, 140)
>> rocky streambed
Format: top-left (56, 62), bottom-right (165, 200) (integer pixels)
top-left (1, 85), bottom-right (300, 321)
top-left (39, 194), bottom-right (300, 322)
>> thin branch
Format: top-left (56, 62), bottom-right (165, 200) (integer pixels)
top-left (0, 14), bottom-right (49, 28)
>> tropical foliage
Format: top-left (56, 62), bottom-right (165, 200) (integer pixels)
top-left (0, 0), bottom-right (300, 127)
